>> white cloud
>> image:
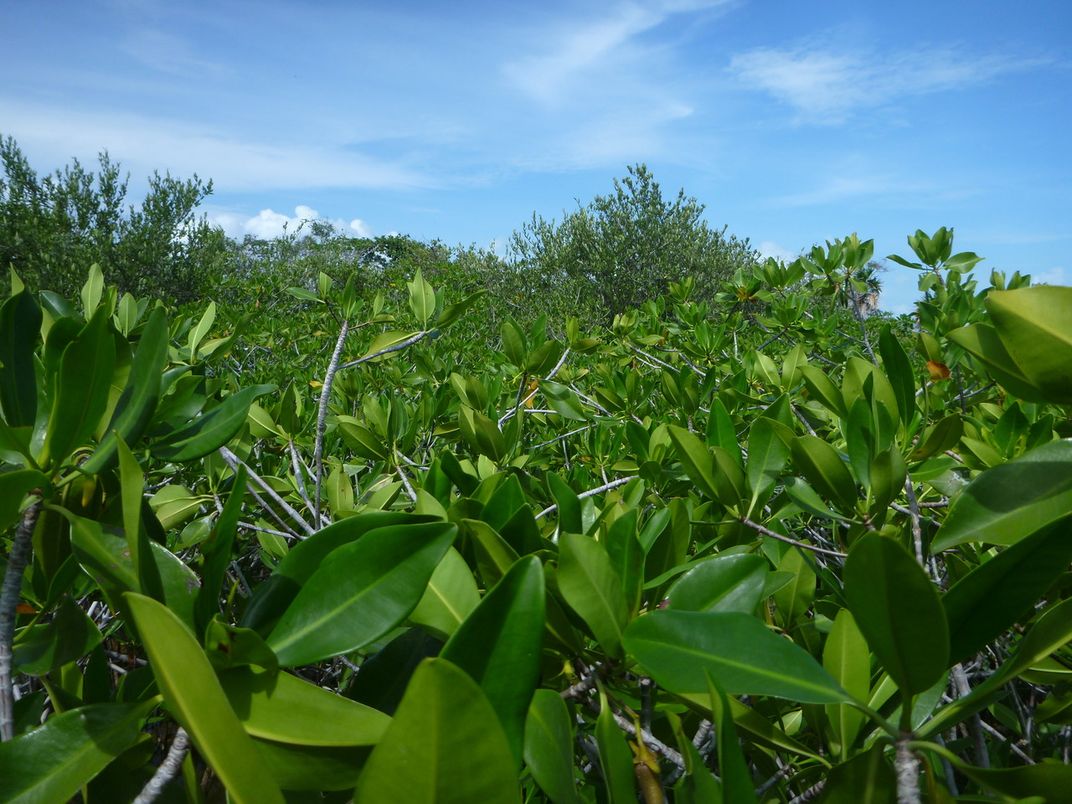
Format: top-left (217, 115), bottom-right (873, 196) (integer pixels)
top-left (208, 206), bottom-right (376, 240)
top-left (729, 43), bottom-right (1046, 123)
top-left (0, 98), bottom-right (429, 192)
top-left (757, 240), bottom-right (797, 263)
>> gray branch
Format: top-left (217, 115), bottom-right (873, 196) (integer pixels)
top-left (133, 727), bottom-right (189, 804)
top-left (1, 500), bottom-right (41, 741)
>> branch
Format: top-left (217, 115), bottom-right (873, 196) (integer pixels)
top-left (314, 320), bottom-right (350, 529)
top-left (1, 500), bottom-right (41, 742)
top-left (133, 727), bottom-right (189, 804)
top-left (535, 477), bottom-right (633, 520)
top-left (895, 739), bottom-right (921, 804)
top-left (219, 446), bottom-right (314, 537)
top-left (499, 347), bottom-right (571, 427)
top-left (336, 329), bottom-right (430, 371)
top-left (740, 517), bottom-right (847, 558)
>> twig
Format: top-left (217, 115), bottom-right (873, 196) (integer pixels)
top-left (952, 664), bottom-right (990, 768)
top-left (336, 329), bottom-right (430, 371)
top-left (903, 477), bottom-right (925, 566)
top-left (396, 460), bottom-right (418, 503)
top-left (977, 719), bottom-right (1035, 765)
top-left (288, 440), bottom-right (315, 515)
top-left (1, 499), bottom-right (40, 742)
top-left (219, 447), bottom-right (314, 537)
top-left (314, 320), bottom-right (350, 529)
top-left (133, 727), bottom-right (189, 804)
top-left (535, 477), bottom-right (633, 520)
top-left (740, 517), bottom-right (847, 558)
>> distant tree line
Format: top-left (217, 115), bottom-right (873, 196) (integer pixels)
top-left (0, 136), bottom-right (759, 321)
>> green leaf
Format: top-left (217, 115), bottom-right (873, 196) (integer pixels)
top-left (523, 690), bottom-right (581, 804)
top-left (707, 674), bottom-right (758, 804)
top-left (13, 596), bottom-right (102, 675)
top-left (409, 546), bottom-right (480, 638)
top-left (623, 610), bottom-right (848, 703)
top-left (932, 439), bottom-right (1072, 550)
top-left (878, 327), bottom-right (916, 427)
top-left (267, 521), bottom-right (456, 666)
top-left (0, 469), bottom-right (47, 533)
top-left (909, 414), bottom-right (962, 461)
top-left (595, 691), bottom-right (635, 804)
top-left (943, 520), bottom-right (1072, 665)
top-left (80, 263), bottom-right (104, 314)
top-left (441, 556), bottom-right (545, 766)
top-left (500, 320), bottom-right (527, 367)
top-left (41, 305), bottom-right (116, 467)
top-left (665, 553), bottom-right (768, 614)
top-left (0, 290), bottom-right (42, 428)
top-left (547, 473), bottom-right (583, 534)
top-left (115, 436), bottom-right (164, 601)
top-left (354, 658), bottom-right (520, 803)
top-left (950, 757), bottom-right (1072, 800)
top-left (124, 593), bottom-right (284, 804)
top-left (83, 307), bottom-right (169, 473)
top-left (150, 384), bottom-right (274, 462)
top-left (337, 416), bottom-right (388, 461)
top-left (746, 417), bottom-right (790, 515)
top-left (557, 532), bottom-right (629, 659)
top-left (541, 379), bottom-right (588, 421)
top-left (251, 740), bottom-right (369, 792)
top-left (668, 425), bottom-right (720, 501)
top-left (196, 466), bottom-right (246, 634)
top-left (791, 436), bottom-right (858, 512)
top-left (819, 744), bottom-right (896, 803)
top-left (0, 700), bottom-right (155, 804)
top-left (218, 666), bottom-right (390, 746)
top-left (801, 364), bottom-right (846, 417)
top-left (407, 270), bottom-right (437, 326)
top-left (987, 285), bottom-right (1072, 403)
top-left (188, 300), bottom-right (216, 361)
top-left (947, 322), bottom-right (1045, 402)
top-left (774, 547), bottom-right (816, 628)
top-left (823, 609), bottom-right (870, 759)
top-left (844, 535), bottom-right (948, 695)
top-left (437, 290), bottom-right (485, 328)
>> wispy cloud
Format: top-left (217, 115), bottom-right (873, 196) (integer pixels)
top-left (757, 240), bottom-right (797, 262)
top-left (729, 42), bottom-right (1047, 123)
top-left (0, 98), bottom-right (430, 192)
top-left (120, 28), bottom-right (228, 77)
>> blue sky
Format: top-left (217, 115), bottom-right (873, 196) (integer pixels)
top-left (4, 0), bottom-right (1070, 312)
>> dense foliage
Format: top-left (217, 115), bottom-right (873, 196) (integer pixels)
top-left (2, 140), bottom-right (1072, 804)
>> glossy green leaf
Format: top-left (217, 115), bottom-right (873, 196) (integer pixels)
top-left (665, 553), bottom-right (768, 614)
top-left (933, 438), bottom-right (1072, 550)
top-left (557, 532), bottom-right (629, 659)
top-left (442, 556), bottom-right (545, 765)
top-left (437, 289), bottom-right (485, 327)
top-left (845, 535), bottom-right (948, 695)
top-left (947, 321), bottom-right (1045, 402)
top-left (909, 414), bottom-right (962, 461)
top-left (204, 618), bottom-right (278, 673)
top-left (548, 472), bottom-right (583, 534)
top-left (707, 674), bottom-right (757, 804)
top-left (188, 300), bottom-right (216, 360)
top-left (82, 306), bottom-right (168, 473)
top-left (774, 547), bottom-right (815, 628)
top-left (878, 325), bottom-right (916, 426)
top-left (218, 666), bottom-right (390, 746)
top-left (242, 511), bottom-right (436, 633)
top-left (116, 436), bottom-right (164, 601)
top-left (801, 364), bottom-right (846, 417)
top-left (409, 546), bottom-right (480, 638)
top-left (952, 757), bottom-right (1072, 799)
top-left (943, 519), bottom-right (1072, 665)
top-left (746, 417), bottom-right (790, 515)
top-left (823, 609), bottom-right (870, 759)
top-left (623, 610), bottom-right (848, 703)
top-left (987, 285), bottom-right (1072, 403)
top-left (124, 593), bottom-right (284, 804)
top-left (500, 320), bottom-right (527, 367)
top-left (267, 521), bottom-right (456, 666)
top-left (595, 691), bottom-right (635, 804)
top-left (0, 700), bottom-right (154, 804)
top-left (604, 508), bottom-right (643, 614)
top-left (13, 596), bottom-right (102, 675)
top-left (150, 384), bottom-right (274, 462)
top-left (791, 436), bottom-right (857, 512)
top-left (354, 658), bottom-right (519, 803)
top-left (42, 305), bottom-right (116, 467)
top-left (0, 290), bottom-right (42, 428)
top-left (523, 690), bottom-right (581, 804)
top-left (407, 270), bottom-right (437, 326)
top-left (668, 425), bottom-right (720, 501)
